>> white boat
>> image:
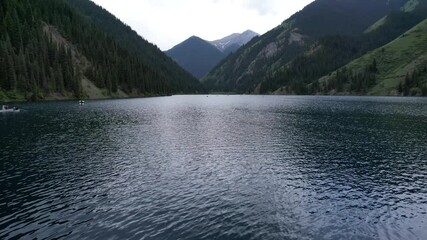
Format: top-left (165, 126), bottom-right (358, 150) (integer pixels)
top-left (0, 105), bottom-right (20, 113)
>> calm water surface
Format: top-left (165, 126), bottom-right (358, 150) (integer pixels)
top-left (1, 95), bottom-right (427, 240)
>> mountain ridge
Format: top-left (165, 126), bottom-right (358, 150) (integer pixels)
top-left (203, 0), bottom-right (409, 93)
top-left (65, 0), bottom-right (201, 93)
top-left (210, 30), bottom-right (259, 54)
top-left (166, 36), bottom-right (225, 79)
top-left (254, 0), bottom-right (427, 95)
top-left (166, 30), bottom-right (258, 79)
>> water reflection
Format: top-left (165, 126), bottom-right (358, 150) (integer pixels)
top-left (0, 96), bottom-right (426, 240)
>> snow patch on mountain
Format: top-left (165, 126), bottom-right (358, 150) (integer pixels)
top-left (210, 30), bottom-right (259, 53)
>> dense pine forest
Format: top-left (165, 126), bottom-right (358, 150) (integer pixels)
top-left (0, 0), bottom-right (200, 101)
top-left (64, 0), bottom-right (201, 93)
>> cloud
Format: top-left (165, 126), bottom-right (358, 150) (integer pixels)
top-left (244, 0), bottom-right (275, 15)
top-left (90, 0), bottom-right (314, 50)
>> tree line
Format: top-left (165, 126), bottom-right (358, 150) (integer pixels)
top-left (0, 0), bottom-right (192, 101)
top-left (256, 9), bottom-right (427, 96)
top-left (397, 65), bottom-right (427, 96)
top-left (65, 0), bottom-right (201, 93)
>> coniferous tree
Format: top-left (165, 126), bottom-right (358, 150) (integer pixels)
top-left (0, 0), bottom-right (199, 100)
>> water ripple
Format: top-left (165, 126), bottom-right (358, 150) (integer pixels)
top-left (1, 96), bottom-right (427, 240)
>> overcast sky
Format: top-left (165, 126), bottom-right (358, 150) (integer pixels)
top-left (90, 0), bottom-right (314, 51)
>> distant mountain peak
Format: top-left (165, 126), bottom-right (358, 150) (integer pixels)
top-left (173, 35), bottom-right (209, 48)
top-left (242, 29), bottom-right (258, 35)
top-left (165, 30), bottom-right (259, 79)
top-left (165, 36), bottom-right (225, 79)
top-left (210, 30), bottom-right (259, 54)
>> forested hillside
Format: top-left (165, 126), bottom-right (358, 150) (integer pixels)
top-left (203, 0), bottom-right (406, 93)
top-left (318, 19), bottom-right (427, 96)
top-left (0, 0), bottom-right (200, 101)
top-left (203, 0), bottom-right (427, 94)
top-left (65, 0), bottom-right (201, 93)
top-left (258, 3), bottom-right (427, 95)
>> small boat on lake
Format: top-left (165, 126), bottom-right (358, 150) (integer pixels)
top-left (0, 105), bottom-right (20, 113)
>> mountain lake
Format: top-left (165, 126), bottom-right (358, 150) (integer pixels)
top-left (1, 95), bottom-right (426, 240)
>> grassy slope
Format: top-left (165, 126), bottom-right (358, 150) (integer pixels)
top-left (322, 19), bottom-right (427, 95)
top-left (402, 0), bottom-right (420, 12)
top-left (203, 0), bottom-right (405, 93)
top-left (364, 17), bottom-right (387, 33)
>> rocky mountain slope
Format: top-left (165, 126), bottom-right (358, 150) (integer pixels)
top-left (203, 0), bottom-right (410, 93)
top-left (255, 0), bottom-right (427, 95)
top-left (210, 30), bottom-right (259, 54)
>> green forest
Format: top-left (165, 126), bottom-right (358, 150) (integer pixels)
top-left (258, 6), bottom-right (427, 95)
top-left (204, 0), bottom-right (427, 96)
top-left (0, 0), bottom-right (200, 101)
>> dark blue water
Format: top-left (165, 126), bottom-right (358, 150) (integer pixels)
top-left (1, 96), bottom-right (427, 240)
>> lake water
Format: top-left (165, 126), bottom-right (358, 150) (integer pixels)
top-left (1, 95), bottom-right (427, 240)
